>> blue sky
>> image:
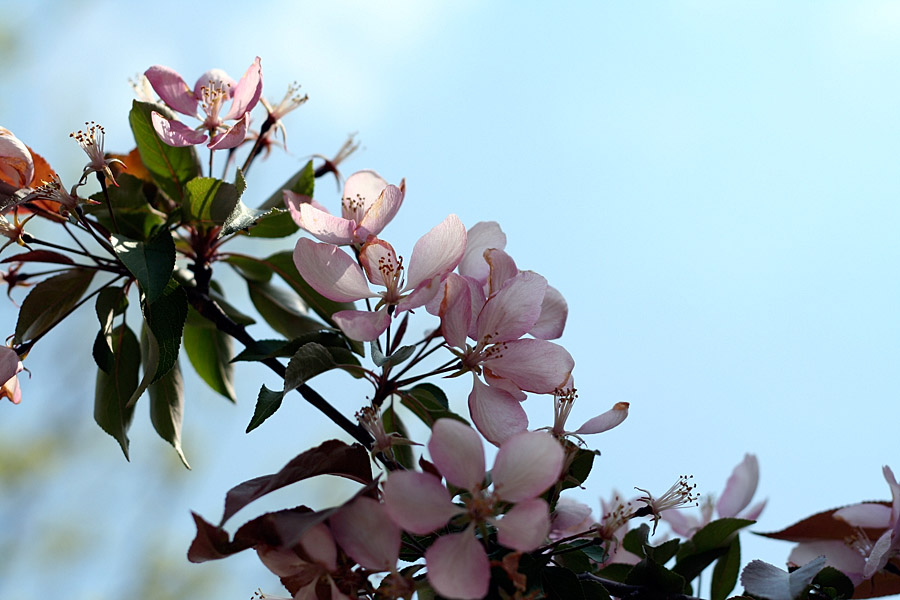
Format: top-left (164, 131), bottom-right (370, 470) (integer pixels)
top-left (1, 1), bottom-right (899, 598)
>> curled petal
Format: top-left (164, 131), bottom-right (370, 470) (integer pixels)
top-left (492, 430), bottom-right (564, 503)
top-left (459, 221), bottom-right (506, 284)
top-left (359, 238), bottom-right (400, 289)
top-left (485, 248), bottom-right (519, 296)
top-left (293, 238), bottom-right (375, 302)
top-left (357, 184), bottom-right (404, 239)
top-left (144, 65), bottom-right (198, 116)
top-left (0, 127), bottom-right (33, 187)
top-left (429, 419), bottom-right (485, 492)
top-left (493, 498), bottom-right (551, 551)
top-left (476, 272), bottom-right (546, 344)
top-left (224, 56), bottom-right (263, 121)
top-left (716, 454), bottom-right (759, 518)
top-left (425, 528), bottom-right (490, 600)
top-left (405, 214), bottom-right (467, 290)
top-left (286, 198), bottom-right (355, 245)
top-left (574, 402), bottom-right (629, 435)
top-left (329, 496), bottom-right (400, 572)
top-left (484, 339), bottom-right (574, 393)
top-left (341, 170), bottom-right (389, 222)
top-left (332, 307), bottom-right (390, 342)
top-left (150, 112), bottom-right (207, 147)
top-left (383, 471), bottom-right (461, 534)
top-left (208, 113), bottom-right (250, 150)
top-left (468, 377), bottom-right (528, 446)
top-left (529, 285), bottom-right (568, 340)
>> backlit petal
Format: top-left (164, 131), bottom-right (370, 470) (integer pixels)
top-left (834, 503), bottom-right (891, 529)
top-left (405, 214), bottom-right (467, 290)
top-left (574, 402), bottom-right (629, 435)
top-left (358, 184), bottom-right (403, 238)
top-left (207, 113), bottom-right (249, 150)
top-left (493, 498), bottom-right (551, 551)
top-left (716, 454), bottom-right (759, 518)
top-left (468, 377), bottom-right (528, 446)
top-left (329, 496), bottom-right (400, 572)
top-left (144, 65), bottom-right (198, 116)
top-left (150, 112), bottom-right (207, 147)
top-left (475, 272), bottom-right (546, 344)
top-left (0, 127), bottom-right (33, 187)
top-left (425, 528), bottom-right (490, 600)
top-left (459, 221), bottom-right (506, 284)
top-left (485, 248), bottom-right (519, 297)
top-left (285, 198), bottom-right (355, 245)
top-left (429, 419), bottom-right (485, 492)
top-left (384, 471), bottom-right (461, 534)
top-left (492, 431), bottom-right (563, 503)
top-left (341, 170), bottom-right (389, 222)
top-left (529, 285), bottom-right (568, 340)
top-left (298, 523), bottom-right (337, 571)
top-left (333, 308), bottom-right (390, 342)
top-left (293, 238), bottom-right (375, 302)
top-left (438, 274), bottom-right (472, 349)
top-left (483, 339), bottom-right (574, 393)
top-left (224, 57), bottom-right (263, 121)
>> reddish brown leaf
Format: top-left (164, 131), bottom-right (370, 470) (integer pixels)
top-left (109, 147), bottom-right (151, 182)
top-left (852, 563), bottom-right (900, 599)
top-left (760, 503), bottom-right (890, 543)
top-left (1, 250), bottom-right (75, 265)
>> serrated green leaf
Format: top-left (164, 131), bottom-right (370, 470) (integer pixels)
top-left (283, 343), bottom-right (336, 393)
top-left (580, 579), bottom-right (612, 600)
top-left (400, 384), bottom-right (468, 428)
top-left (247, 279), bottom-right (323, 339)
top-left (183, 177), bottom-right (239, 227)
top-left (371, 343), bottom-right (416, 368)
top-left (111, 230), bottom-right (175, 304)
top-left (183, 307), bottom-right (236, 402)
top-left (245, 209), bottom-right (299, 238)
top-left (246, 385), bottom-right (284, 433)
top-left (258, 160), bottom-right (315, 210)
top-left (149, 359), bottom-right (189, 469)
top-left (128, 100), bottom-right (200, 202)
top-left (14, 268), bottom-right (96, 344)
top-left (94, 324), bottom-right (140, 459)
top-left (86, 173), bottom-right (167, 240)
top-left (561, 444), bottom-right (598, 491)
top-left (623, 525), bottom-right (650, 559)
top-left (645, 537), bottom-right (681, 565)
top-left (673, 519), bottom-right (754, 582)
top-left (225, 254), bottom-right (273, 282)
top-left (92, 286), bottom-right (128, 373)
top-left (143, 279), bottom-right (188, 382)
top-left (710, 537), bottom-right (741, 600)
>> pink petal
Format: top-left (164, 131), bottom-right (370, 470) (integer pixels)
top-left (740, 499), bottom-right (767, 522)
top-left (383, 471), bottom-right (461, 534)
top-left (483, 372), bottom-right (526, 401)
top-left (2, 375), bottom-right (20, 404)
top-left (884, 465), bottom-right (900, 521)
top-left (333, 307), bottom-right (390, 342)
top-left (207, 113), bottom-right (249, 150)
top-left (865, 530), bottom-right (894, 578)
top-left (150, 112), bottom-right (207, 147)
top-left (661, 508), bottom-right (700, 538)
top-left (492, 431), bottom-right (563, 503)
top-left (493, 498), bottom-right (551, 551)
top-left (468, 377), bottom-right (528, 446)
top-left (425, 528), bottom-right (490, 600)
top-left (428, 419), bottom-right (485, 492)
top-left (438, 274), bottom-right (472, 349)
top-left (0, 127), bottom-right (33, 187)
top-left (483, 339), bottom-right (574, 393)
top-left (405, 214), bottom-right (467, 290)
top-left (293, 238), bottom-right (375, 302)
top-left (224, 57), bottom-right (263, 121)
top-left (834, 503), bottom-right (891, 529)
top-left (0, 347), bottom-right (20, 384)
top-left (475, 272), bottom-right (546, 344)
top-left (359, 237), bottom-right (400, 289)
top-left (285, 197), bottom-right (355, 245)
top-left (574, 402), bottom-right (629, 435)
top-left (256, 544), bottom-right (311, 577)
top-left (716, 454), bottom-right (759, 518)
top-left (341, 170), bottom-right (389, 222)
top-left (788, 541), bottom-right (866, 586)
top-left (329, 496), bottom-right (400, 572)
top-left (485, 248), bottom-right (519, 297)
top-left (357, 184), bottom-right (404, 239)
top-left (459, 221), bottom-right (506, 284)
top-left (144, 65), bottom-right (198, 116)
top-left (299, 522), bottom-right (338, 571)
top-left (529, 285), bottom-right (568, 340)
top-left (193, 68), bottom-right (237, 100)
top-left (550, 497), bottom-right (594, 540)
top-left (396, 275), bottom-right (442, 313)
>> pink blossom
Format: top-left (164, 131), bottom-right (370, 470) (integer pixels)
top-left (549, 376), bottom-right (629, 440)
top-left (383, 419), bottom-right (564, 600)
top-left (293, 214), bottom-right (466, 341)
top-left (145, 57), bottom-right (262, 149)
top-left (0, 127), bottom-right (33, 188)
top-left (285, 170), bottom-right (405, 246)
top-left (0, 347), bottom-right (22, 404)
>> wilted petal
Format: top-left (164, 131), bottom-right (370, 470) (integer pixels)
top-left (224, 56), bottom-right (263, 121)
top-left (834, 503), bottom-right (891, 529)
top-left (485, 248), bottom-right (519, 297)
top-left (329, 496), bottom-right (400, 572)
top-left (357, 184), bottom-right (403, 239)
top-left (484, 338), bottom-right (574, 393)
top-left (384, 471), bottom-right (461, 534)
top-left (716, 454), bottom-right (759, 518)
top-left (208, 113), bottom-right (249, 150)
top-left (492, 430), bottom-right (563, 503)
top-left (144, 65), bottom-right (198, 116)
top-left (529, 285), bottom-right (568, 340)
top-left (425, 528), bottom-right (490, 600)
top-left (332, 307), bottom-right (390, 342)
top-left (475, 272), bottom-right (546, 344)
top-left (429, 419), bottom-right (485, 492)
top-left (405, 214), bottom-right (467, 290)
top-left (459, 221), bottom-right (506, 284)
top-left (341, 170), bottom-right (389, 222)
top-left (285, 198), bottom-right (355, 245)
top-left (468, 377), bottom-right (528, 446)
top-left (493, 498), bottom-right (551, 551)
top-left (0, 127), bottom-right (33, 187)
top-left (293, 238), bottom-right (375, 302)
top-left (574, 402), bottom-right (629, 435)
top-left (150, 112), bottom-right (207, 147)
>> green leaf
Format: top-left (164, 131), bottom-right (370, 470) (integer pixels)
top-left (582, 543), bottom-right (609, 564)
top-left (710, 537), bottom-right (741, 600)
top-left (86, 173), bottom-right (167, 240)
top-left (245, 209), bottom-right (299, 238)
top-left (673, 518), bottom-right (755, 582)
top-left (623, 524), bottom-right (650, 559)
top-left (371, 343), bottom-right (416, 368)
top-left (143, 279), bottom-right (188, 382)
top-left (111, 229), bottom-right (176, 304)
top-left (625, 558), bottom-right (686, 595)
top-left (542, 566), bottom-right (586, 600)
top-left (246, 385), bottom-right (284, 433)
top-left (580, 579), bottom-right (612, 600)
top-left (128, 100), bottom-right (200, 202)
top-left (645, 537), bottom-right (681, 565)
top-left (247, 279), bottom-right (323, 339)
top-left (14, 268), bottom-right (96, 344)
top-left (149, 359), bottom-right (189, 469)
top-left (232, 332), bottom-right (360, 373)
top-left (94, 324), bottom-right (140, 459)
top-left (258, 160), bottom-right (315, 210)
top-left (92, 286), bottom-right (128, 373)
top-left (182, 175), bottom-right (275, 236)
top-left (283, 343), bottom-right (336, 393)
top-left (183, 307), bottom-right (236, 402)
top-left (400, 383), bottom-right (468, 428)
top-left (381, 405), bottom-right (415, 469)
top-left (560, 444), bottom-right (598, 491)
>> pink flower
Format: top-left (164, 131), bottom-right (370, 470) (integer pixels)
top-left (549, 376), bottom-right (629, 440)
top-left (145, 57), bottom-right (262, 150)
top-left (383, 419), bottom-right (564, 600)
top-left (0, 346), bottom-right (23, 404)
top-left (285, 170), bottom-right (405, 246)
top-left (0, 127), bottom-right (33, 188)
top-left (293, 214), bottom-right (466, 341)
top-left (663, 453), bottom-right (766, 538)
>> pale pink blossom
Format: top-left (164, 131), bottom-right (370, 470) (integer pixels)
top-left (285, 170), bottom-right (404, 246)
top-left (293, 214), bottom-right (466, 341)
top-left (0, 127), bottom-right (33, 188)
top-left (383, 419), bottom-right (564, 600)
top-left (548, 376), bottom-right (629, 440)
top-left (145, 57), bottom-right (262, 150)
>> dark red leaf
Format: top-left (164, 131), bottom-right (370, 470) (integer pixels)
top-left (2, 250), bottom-right (75, 265)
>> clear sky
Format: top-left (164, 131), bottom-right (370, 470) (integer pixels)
top-left (0, 1), bottom-right (898, 598)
